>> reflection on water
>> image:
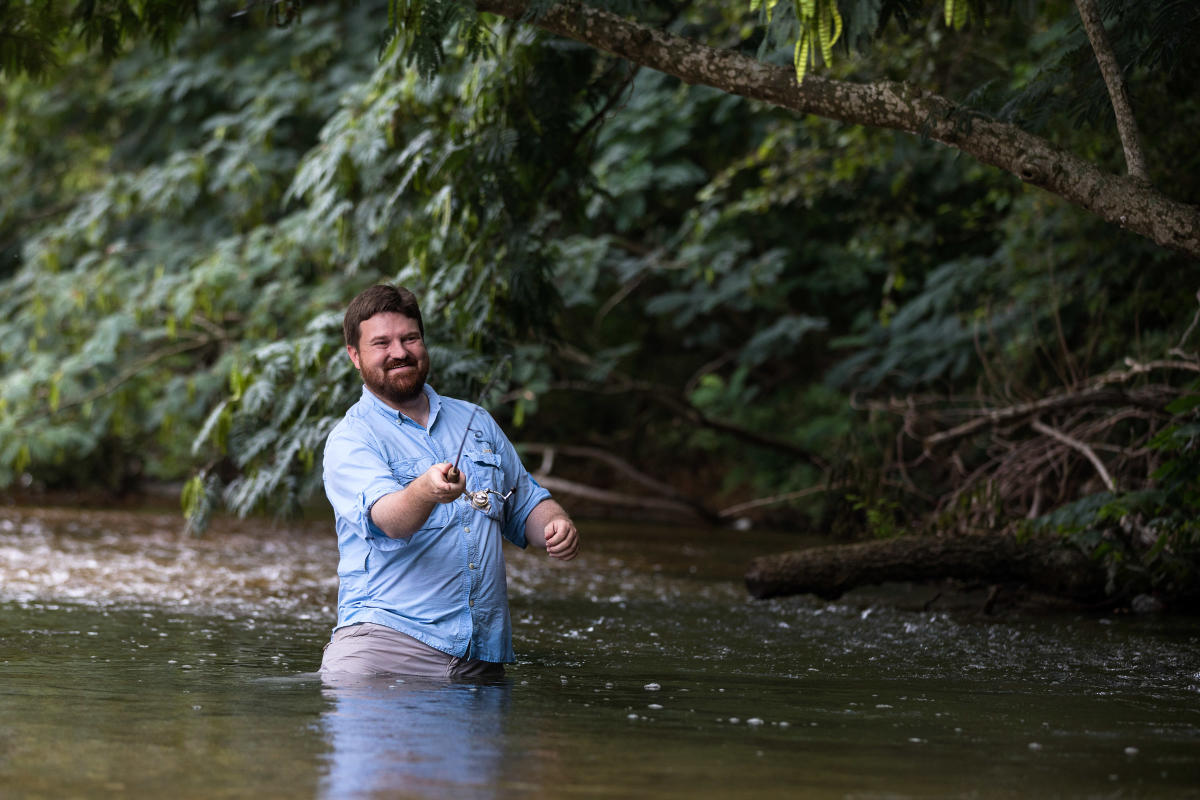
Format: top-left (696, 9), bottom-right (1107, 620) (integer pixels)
top-left (1, 505), bottom-right (1199, 798)
top-left (318, 675), bottom-right (512, 800)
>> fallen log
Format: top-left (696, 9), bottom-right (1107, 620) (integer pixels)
top-left (745, 533), bottom-right (1108, 603)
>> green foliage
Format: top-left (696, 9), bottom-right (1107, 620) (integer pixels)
top-left (0, 2), bottom-right (383, 496)
top-left (752, 0), bottom-right (844, 83)
top-left (0, 0), bottom-right (202, 78)
top-left (179, 1), bottom-right (628, 521)
top-left (846, 492), bottom-right (905, 537)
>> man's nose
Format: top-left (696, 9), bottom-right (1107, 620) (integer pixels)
top-left (387, 339), bottom-right (413, 359)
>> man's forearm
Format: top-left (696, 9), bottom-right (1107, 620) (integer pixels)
top-left (370, 487), bottom-right (439, 539)
top-left (370, 462), bottom-right (465, 538)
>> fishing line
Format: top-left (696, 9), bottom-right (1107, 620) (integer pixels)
top-left (446, 355), bottom-right (512, 511)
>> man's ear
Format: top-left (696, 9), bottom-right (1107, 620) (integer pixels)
top-left (346, 344), bottom-right (361, 371)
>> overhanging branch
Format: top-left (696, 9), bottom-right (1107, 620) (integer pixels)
top-left (474, 0), bottom-right (1200, 259)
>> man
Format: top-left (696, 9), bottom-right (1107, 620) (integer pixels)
top-left (320, 284), bottom-right (579, 680)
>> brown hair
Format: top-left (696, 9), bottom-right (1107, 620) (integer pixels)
top-left (343, 284), bottom-right (424, 349)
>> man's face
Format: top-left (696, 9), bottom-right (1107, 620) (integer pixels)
top-left (347, 312), bottom-right (430, 409)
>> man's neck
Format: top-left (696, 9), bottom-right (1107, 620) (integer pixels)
top-left (370, 386), bottom-right (430, 428)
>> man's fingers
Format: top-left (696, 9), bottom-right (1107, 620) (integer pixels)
top-left (544, 519), bottom-right (579, 560)
top-left (424, 463), bottom-right (465, 503)
top-left (433, 462), bottom-right (464, 488)
top-left (545, 520), bottom-right (572, 543)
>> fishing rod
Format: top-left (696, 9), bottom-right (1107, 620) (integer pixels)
top-left (445, 355), bottom-right (512, 506)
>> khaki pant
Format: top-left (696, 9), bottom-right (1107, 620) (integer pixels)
top-left (320, 622), bottom-right (504, 681)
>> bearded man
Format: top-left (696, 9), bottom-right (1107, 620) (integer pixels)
top-left (320, 284), bottom-right (579, 680)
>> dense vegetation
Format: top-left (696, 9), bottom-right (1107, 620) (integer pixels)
top-left (2, 1), bottom-right (1197, 604)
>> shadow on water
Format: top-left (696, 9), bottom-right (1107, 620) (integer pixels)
top-left (1, 506), bottom-right (1199, 798)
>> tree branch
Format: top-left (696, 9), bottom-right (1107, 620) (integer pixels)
top-left (922, 387), bottom-right (1132, 447)
top-left (531, 473), bottom-right (709, 520)
top-left (922, 357), bottom-right (1199, 448)
top-left (521, 441), bottom-right (720, 521)
top-left (716, 483), bottom-right (835, 519)
top-left (474, 0), bottom-right (1200, 258)
top-left (1074, 0), bottom-right (1150, 182)
top-left (1030, 419), bottom-right (1116, 492)
top-left (521, 442), bottom-right (688, 502)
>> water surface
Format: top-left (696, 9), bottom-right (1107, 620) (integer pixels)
top-left (1, 506), bottom-right (1198, 798)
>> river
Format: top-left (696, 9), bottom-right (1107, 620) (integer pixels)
top-left (1, 505), bottom-right (1198, 798)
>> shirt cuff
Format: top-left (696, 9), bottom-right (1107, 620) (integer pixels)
top-left (358, 490), bottom-right (411, 550)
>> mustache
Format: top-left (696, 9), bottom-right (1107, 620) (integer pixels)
top-left (384, 359), bottom-right (416, 370)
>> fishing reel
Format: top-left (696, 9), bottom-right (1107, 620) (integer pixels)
top-left (462, 487), bottom-right (515, 513)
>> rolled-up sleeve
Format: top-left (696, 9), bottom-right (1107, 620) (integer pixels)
top-left (323, 424), bottom-right (411, 551)
top-left (503, 472), bottom-right (551, 548)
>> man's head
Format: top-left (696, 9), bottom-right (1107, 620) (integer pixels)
top-left (343, 284), bottom-right (424, 349)
top-left (343, 284), bottom-right (430, 409)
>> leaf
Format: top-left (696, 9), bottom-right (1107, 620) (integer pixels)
top-left (795, 34), bottom-right (811, 84)
top-left (945, 0), bottom-right (968, 30)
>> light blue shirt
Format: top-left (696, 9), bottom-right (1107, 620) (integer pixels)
top-left (322, 384), bottom-right (551, 663)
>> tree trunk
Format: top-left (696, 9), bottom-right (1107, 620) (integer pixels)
top-left (475, 1), bottom-right (1200, 260)
top-left (744, 533), bottom-right (1108, 602)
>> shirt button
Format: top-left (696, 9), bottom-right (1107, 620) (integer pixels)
top-left (469, 563), bottom-right (477, 570)
top-left (469, 599), bottom-right (475, 607)
top-left (463, 526), bottom-right (470, 533)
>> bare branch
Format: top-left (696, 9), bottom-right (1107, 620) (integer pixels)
top-left (523, 442), bottom-right (721, 522)
top-left (1031, 419), bottom-right (1116, 492)
top-left (923, 387), bottom-right (1131, 447)
top-left (1172, 289), bottom-right (1200, 356)
top-left (521, 442), bottom-right (688, 503)
top-left (1074, 0), bottom-right (1151, 182)
top-left (923, 356), bottom-right (1199, 448)
top-left (531, 473), bottom-right (708, 520)
top-left (717, 483), bottom-right (836, 518)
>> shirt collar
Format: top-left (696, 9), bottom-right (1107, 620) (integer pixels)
top-left (359, 383), bottom-right (442, 428)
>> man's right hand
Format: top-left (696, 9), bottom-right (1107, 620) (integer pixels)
top-left (419, 462), bottom-right (466, 504)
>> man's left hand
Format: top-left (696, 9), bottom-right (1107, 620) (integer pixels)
top-left (543, 517), bottom-right (579, 561)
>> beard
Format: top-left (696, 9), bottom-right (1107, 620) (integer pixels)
top-left (362, 356), bottom-right (429, 407)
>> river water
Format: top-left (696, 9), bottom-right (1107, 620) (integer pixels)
top-left (1, 505), bottom-right (1197, 799)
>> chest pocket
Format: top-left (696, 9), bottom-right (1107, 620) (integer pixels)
top-left (387, 455), bottom-right (454, 530)
top-left (389, 455), bottom-right (432, 483)
top-left (465, 443), bottom-right (507, 521)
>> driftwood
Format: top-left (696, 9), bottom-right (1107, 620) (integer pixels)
top-left (745, 533), bottom-right (1108, 603)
